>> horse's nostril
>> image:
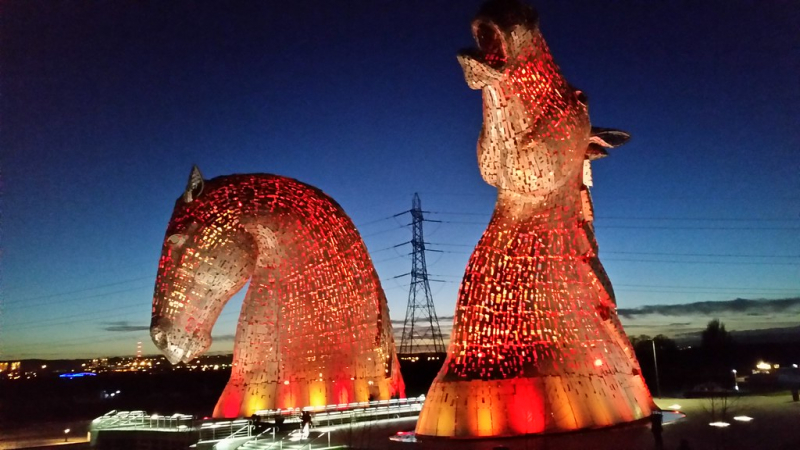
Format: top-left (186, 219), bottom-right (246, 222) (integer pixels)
top-left (151, 326), bottom-right (169, 350)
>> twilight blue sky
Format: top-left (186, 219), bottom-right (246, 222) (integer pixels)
top-left (2, 0), bottom-right (798, 359)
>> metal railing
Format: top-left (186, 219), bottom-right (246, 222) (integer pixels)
top-left (252, 395), bottom-right (425, 427)
top-left (91, 411), bottom-right (194, 431)
top-left (197, 419), bottom-right (252, 442)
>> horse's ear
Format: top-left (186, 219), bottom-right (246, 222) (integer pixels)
top-left (587, 127), bottom-right (631, 161)
top-left (183, 165), bottom-right (205, 203)
top-left (589, 127), bottom-right (630, 148)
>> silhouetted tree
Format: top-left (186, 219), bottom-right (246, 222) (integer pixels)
top-left (629, 334), bottom-right (652, 350)
top-left (628, 334), bottom-right (680, 394)
top-left (653, 334), bottom-right (678, 353)
top-left (629, 334), bottom-right (677, 354)
top-left (701, 319), bottom-right (732, 350)
top-left (700, 319), bottom-right (735, 384)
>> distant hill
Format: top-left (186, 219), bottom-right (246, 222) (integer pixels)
top-left (673, 325), bottom-right (800, 344)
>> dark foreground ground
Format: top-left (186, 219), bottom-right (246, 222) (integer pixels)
top-left (3, 395), bottom-right (799, 450)
top-left (376, 395), bottom-right (800, 450)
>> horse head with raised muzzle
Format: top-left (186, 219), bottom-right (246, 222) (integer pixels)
top-left (415, 0), bottom-right (652, 438)
top-left (457, 0), bottom-right (629, 200)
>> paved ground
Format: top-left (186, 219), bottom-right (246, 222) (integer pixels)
top-left (0, 420), bottom-right (90, 450)
top-left (325, 394), bottom-right (800, 450)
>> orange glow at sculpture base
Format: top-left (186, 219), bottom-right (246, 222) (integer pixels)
top-left (417, 375), bottom-right (652, 437)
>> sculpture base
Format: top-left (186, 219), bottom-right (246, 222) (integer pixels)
top-left (213, 377), bottom-right (400, 418)
top-left (415, 374), bottom-right (653, 438)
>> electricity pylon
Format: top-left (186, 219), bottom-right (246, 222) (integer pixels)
top-left (399, 193), bottom-right (446, 354)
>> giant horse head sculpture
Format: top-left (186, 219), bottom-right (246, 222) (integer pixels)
top-left (416, 0), bottom-right (653, 438)
top-left (151, 167), bottom-right (404, 417)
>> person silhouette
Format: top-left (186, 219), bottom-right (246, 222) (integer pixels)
top-left (300, 410), bottom-right (312, 439)
top-left (650, 410), bottom-right (664, 450)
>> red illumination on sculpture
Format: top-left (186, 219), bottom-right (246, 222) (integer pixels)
top-left (151, 167), bottom-right (404, 418)
top-left (416, 0), bottom-right (654, 438)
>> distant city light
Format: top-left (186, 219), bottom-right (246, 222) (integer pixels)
top-left (709, 421), bottom-right (730, 428)
top-left (734, 416), bottom-right (754, 422)
top-left (756, 361), bottom-right (771, 370)
top-left (59, 372), bottom-right (97, 379)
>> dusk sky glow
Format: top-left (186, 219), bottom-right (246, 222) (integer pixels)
top-left (2, 0), bottom-right (798, 360)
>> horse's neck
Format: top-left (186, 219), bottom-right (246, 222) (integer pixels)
top-left (240, 221), bottom-right (288, 269)
top-left (482, 187), bottom-right (587, 258)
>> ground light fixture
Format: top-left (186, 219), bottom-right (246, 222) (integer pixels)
top-left (733, 416), bottom-right (754, 422)
top-left (709, 422), bottom-right (730, 428)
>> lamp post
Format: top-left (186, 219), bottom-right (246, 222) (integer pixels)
top-left (732, 369), bottom-right (739, 391)
top-left (64, 429), bottom-right (70, 442)
top-left (652, 339), bottom-right (661, 398)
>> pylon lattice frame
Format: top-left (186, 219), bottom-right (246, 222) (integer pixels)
top-left (399, 193), bottom-right (446, 354)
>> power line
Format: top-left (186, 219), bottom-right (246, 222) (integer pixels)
top-left (3, 285), bottom-right (152, 310)
top-left (355, 215), bottom-right (397, 228)
top-left (368, 241), bottom-right (410, 253)
top-left (601, 226), bottom-right (799, 231)
top-left (426, 246), bottom-right (798, 259)
top-left (400, 249), bottom-right (799, 265)
top-left (604, 258), bottom-right (797, 266)
top-left (435, 219), bottom-right (799, 231)
top-left (599, 216), bottom-right (797, 222)
top-left (427, 242), bottom-right (474, 248)
top-left (8, 332), bottom-right (146, 350)
top-left (4, 276), bottom-right (153, 306)
top-left (606, 251), bottom-right (798, 259)
top-left (7, 303), bottom-right (145, 330)
top-left (360, 223), bottom-right (408, 238)
top-left (616, 288), bottom-right (799, 295)
top-left (615, 283), bottom-right (799, 292)
top-left (371, 254), bottom-right (409, 264)
top-left (429, 210), bottom-right (797, 222)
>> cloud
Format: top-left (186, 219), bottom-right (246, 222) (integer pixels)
top-left (101, 321), bottom-right (150, 332)
top-left (213, 334), bottom-right (236, 342)
top-left (617, 297), bottom-right (800, 342)
top-left (618, 297), bottom-right (800, 319)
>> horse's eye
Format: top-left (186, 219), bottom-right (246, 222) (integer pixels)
top-left (167, 234), bottom-right (188, 247)
top-left (575, 90), bottom-right (589, 106)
